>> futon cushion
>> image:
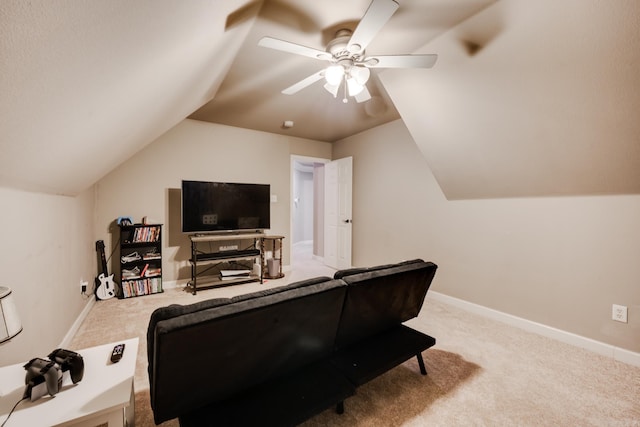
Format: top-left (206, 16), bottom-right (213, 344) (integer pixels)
top-left (146, 276), bottom-right (332, 380)
top-left (146, 296), bottom-right (230, 378)
top-left (149, 278), bottom-right (347, 424)
top-left (334, 258), bottom-right (424, 280)
top-left (334, 260), bottom-right (437, 348)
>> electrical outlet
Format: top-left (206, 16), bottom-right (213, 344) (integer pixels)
top-left (612, 304), bottom-right (628, 323)
top-left (80, 280), bottom-right (88, 294)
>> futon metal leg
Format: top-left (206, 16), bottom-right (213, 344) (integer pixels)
top-left (336, 401), bottom-right (344, 414)
top-left (417, 353), bottom-right (427, 375)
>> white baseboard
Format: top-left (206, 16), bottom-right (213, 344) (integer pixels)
top-left (59, 297), bottom-right (96, 348)
top-left (428, 291), bottom-right (640, 368)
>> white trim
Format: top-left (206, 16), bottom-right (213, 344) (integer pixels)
top-left (428, 291), bottom-right (640, 368)
top-left (59, 297), bottom-right (95, 348)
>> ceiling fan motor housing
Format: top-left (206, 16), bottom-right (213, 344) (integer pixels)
top-left (326, 29), bottom-right (363, 60)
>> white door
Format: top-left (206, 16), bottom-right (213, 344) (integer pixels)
top-left (324, 157), bottom-right (353, 269)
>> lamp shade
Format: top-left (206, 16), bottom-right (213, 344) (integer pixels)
top-left (0, 286), bottom-right (22, 344)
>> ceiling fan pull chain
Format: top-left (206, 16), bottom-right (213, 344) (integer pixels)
top-left (342, 76), bottom-right (349, 103)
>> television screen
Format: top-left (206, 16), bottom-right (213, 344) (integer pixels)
top-left (181, 180), bottom-right (270, 233)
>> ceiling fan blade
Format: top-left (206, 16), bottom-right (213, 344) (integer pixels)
top-left (354, 84), bottom-right (371, 103)
top-left (282, 70), bottom-right (325, 95)
top-left (258, 36), bottom-right (332, 61)
top-left (364, 54), bottom-right (438, 69)
top-left (347, 0), bottom-right (399, 54)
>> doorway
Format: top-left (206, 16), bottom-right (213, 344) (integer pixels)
top-left (290, 156), bottom-right (328, 269)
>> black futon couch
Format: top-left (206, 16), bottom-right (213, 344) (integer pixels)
top-left (147, 259), bottom-right (438, 426)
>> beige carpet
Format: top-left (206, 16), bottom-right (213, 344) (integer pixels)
top-left (69, 250), bottom-right (640, 426)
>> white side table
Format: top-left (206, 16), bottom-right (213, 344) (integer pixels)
top-left (0, 337), bottom-right (138, 427)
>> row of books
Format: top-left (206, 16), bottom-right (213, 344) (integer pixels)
top-left (121, 277), bottom-right (162, 298)
top-left (129, 226), bottom-right (161, 243)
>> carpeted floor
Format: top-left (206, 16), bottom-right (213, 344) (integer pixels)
top-left (69, 247), bottom-right (640, 426)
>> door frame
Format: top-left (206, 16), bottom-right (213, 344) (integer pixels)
top-left (290, 155), bottom-right (330, 266)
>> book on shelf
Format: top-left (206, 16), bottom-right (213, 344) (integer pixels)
top-left (145, 267), bottom-right (161, 277)
top-left (140, 263), bottom-right (149, 278)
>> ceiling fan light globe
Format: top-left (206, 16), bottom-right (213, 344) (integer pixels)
top-left (325, 65), bottom-right (344, 85)
top-left (347, 78), bottom-right (365, 96)
top-left (351, 66), bottom-right (371, 85)
top-left (323, 82), bottom-right (340, 98)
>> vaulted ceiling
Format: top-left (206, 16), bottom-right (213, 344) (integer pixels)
top-left (189, 0), bottom-right (496, 142)
top-left (1, 1), bottom-right (639, 199)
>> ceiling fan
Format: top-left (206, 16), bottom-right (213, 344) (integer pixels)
top-left (258, 0), bottom-right (437, 103)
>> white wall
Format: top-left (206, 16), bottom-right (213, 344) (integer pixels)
top-left (0, 187), bottom-right (96, 365)
top-left (95, 119), bottom-right (332, 284)
top-left (334, 119), bottom-right (640, 353)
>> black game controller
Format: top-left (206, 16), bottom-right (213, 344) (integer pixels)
top-left (23, 357), bottom-right (63, 399)
top-left (48, 348), bottom-right (85, 384)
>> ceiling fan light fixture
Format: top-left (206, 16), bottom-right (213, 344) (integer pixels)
top-left (325, 65), bottom-right (344, 86)
top-left (323, 82), bottom-right (340, 98)
top-left (346, 77), bottom-right (365, 96)
top-left (350, 66), bottom-right (371, 85)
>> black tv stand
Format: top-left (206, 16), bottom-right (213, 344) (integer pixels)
top-left (188, 232), bottom-right (264, 295)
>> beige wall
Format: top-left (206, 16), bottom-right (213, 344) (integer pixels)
top-left (334, 119), bottom-right (640, 353)
top-left (0, 186), bottom-right (96, 365)
top-left (382, 0), bottom-right (640, 199)
top-left (95, 119), bottom-right (332, 284)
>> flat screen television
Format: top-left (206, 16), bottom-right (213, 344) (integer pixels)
top-left (181, 180), bottom-right (270, 233)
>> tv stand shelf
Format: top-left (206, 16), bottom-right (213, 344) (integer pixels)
top-left (188, 232), bottom-right (264, 295)
top-left (194, 249), bottom-right (261, 262)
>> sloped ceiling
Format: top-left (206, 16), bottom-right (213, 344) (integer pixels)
top-left (189, 0), bottom-right (497, 142)
top-left (0, 0), bottom-right (261, 195)
top-left (2, 0), bottom-right (638, 199)
top-left (382, 0), bottom-right (640, 199)
top-left (0, 0), bottom-right (496, 196)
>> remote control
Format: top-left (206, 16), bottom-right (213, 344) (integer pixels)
top-left (110, 343), bottom-right (125, 363)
